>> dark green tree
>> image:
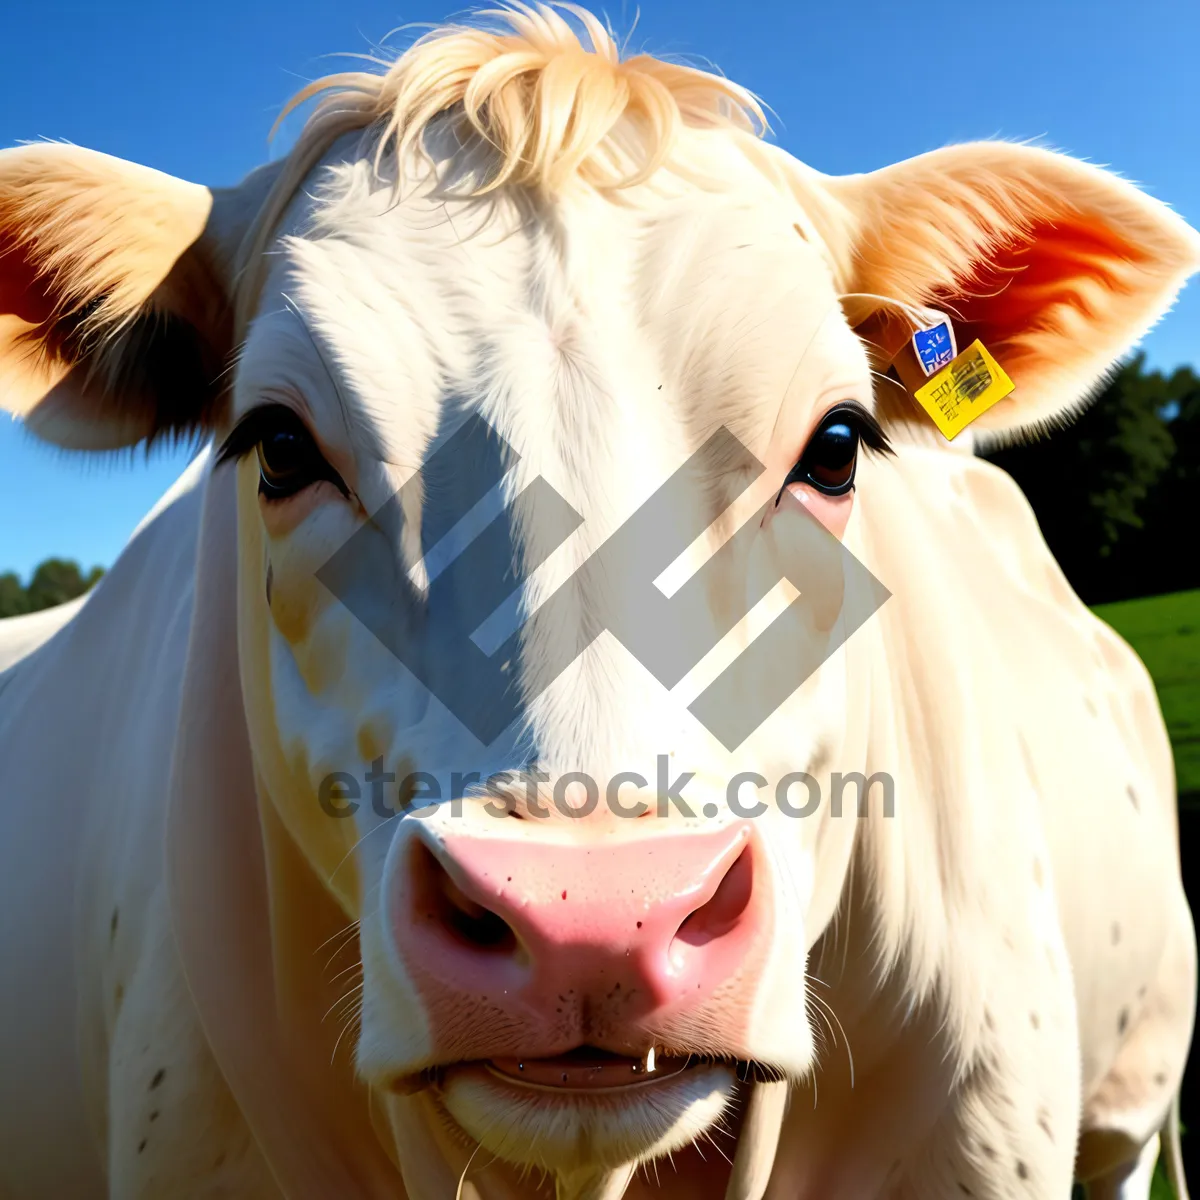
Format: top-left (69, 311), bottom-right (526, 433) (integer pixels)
top-left (25, 559), bottom-right (93, 611)
top-left (0, 559), bottom-right (106, 617)
top-left (0, 573), bottom-right (30, 619)
top-left (986, 355), bottom-right (1200, 604)
top-left (1120, 370), bottom-right (1200, 596)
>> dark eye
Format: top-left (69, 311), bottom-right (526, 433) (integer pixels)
top-left (783, 404), bottom-right (890, 498)
top-left (785, 409), bottom-right (860, 496)
top-left (216, 404), bottom-right (348, 501)
top-left (256, 413), bottom-right (328, 498)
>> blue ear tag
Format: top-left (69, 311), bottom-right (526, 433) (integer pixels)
top-left (911, 315), bottom-right (957, 377)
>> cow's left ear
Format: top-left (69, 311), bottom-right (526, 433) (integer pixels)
top-left (825, 142), bottom-right (1200, 442)
top-left (0, 144), bottom-right (275, 450)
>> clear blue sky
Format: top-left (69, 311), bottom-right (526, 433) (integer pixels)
top-left (3, 0), bottom-right (1199, 579)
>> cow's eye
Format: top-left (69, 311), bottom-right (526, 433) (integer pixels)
top-left (255, 412), bottom-right (329, 499)
top-left (216, 404), bottom-right (347, 501)
top-left (784, 404), bottom-right (891, 497)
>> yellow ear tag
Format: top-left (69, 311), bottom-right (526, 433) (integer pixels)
top-left (912, 340), bottom-right (1015, 440)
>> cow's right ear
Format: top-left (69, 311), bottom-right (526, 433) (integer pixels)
top-left (0, 144), bottom-right (275, 450)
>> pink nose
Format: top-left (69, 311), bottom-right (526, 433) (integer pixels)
top-left (395, 823), bottom-right (760, 1025)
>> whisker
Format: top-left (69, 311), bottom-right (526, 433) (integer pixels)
top-left (327, 959), bottom-right (364, 988)
top-left (805, 994), bottom-right (832, 1062)
top-left (327, 815), bottom-right (402, 888)
top-left (331, 1010), bottom-right (361, 1059)
top-left (314, 919), bottom-right (360, 959)
top-left (330, 1002), bottom-right (362, 1065)
top-left (806, 986), bottom-right (855, 1090)
top-left (323, 980), bottom-right (364, 1025)
top-left (698, 1126), bottom-right (734, 1167)
top-left (455, 1139), bottom-right (484, 1200)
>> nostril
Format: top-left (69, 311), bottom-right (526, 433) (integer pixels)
top-left (412, 843), bottom-right (517, 954)
top-left (672, 847), bottom-right (754, 949)
top-left (440, 872), bottom-right (515, 950)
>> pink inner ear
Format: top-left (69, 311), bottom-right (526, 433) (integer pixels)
top-left (935, 214), bottom-right (1147, 388)
top-left (0, 230), bottom-right (56, 327)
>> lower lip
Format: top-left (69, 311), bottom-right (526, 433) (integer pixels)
top-left (485, 1053), bottom-right (692, 1090)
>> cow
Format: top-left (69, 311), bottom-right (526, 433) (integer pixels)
top-left (0, 6), bottom-right (1196, 1198)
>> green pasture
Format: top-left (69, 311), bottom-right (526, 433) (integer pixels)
top-left (1093, 589), bottom-right (1200, 800)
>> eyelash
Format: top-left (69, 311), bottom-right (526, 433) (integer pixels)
top-left (218, 400), bottom-right (892, 506)
top-left (216, 403), bottom-right (349, 500)
top-left (216, 404), bottom-right (292, 464)
top-left (781, 402), bottom-right (892, 498)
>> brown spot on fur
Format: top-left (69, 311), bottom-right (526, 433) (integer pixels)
top-left (357, 721), bottom-right (388, 766)
top-left (1016, 1161), bottom-right (1029, 1180)
top-left (294, 619), bottom-right (349, 694)
top-left (110, 908), bottom-right (119, 941)
top-left (958, 1185), bottom-right (973, 1197)
top-left (1155, 1072), bottom-right (1168, 1086)
top-left (981, 1144), bottom-right (996, 1160)
top-left (1111, 922), bottom-right (1121, 945)
top-left (268, 565), bottom-right (329, 645)
top-left (150, 1068), bottom-right (165, 1090)
top-left (137, 1139), bottom-right (146, 1154)
top-left (1118, 1009), bottom-right (1129, 1035)
top-left (149, 1110), bottom-right (159, 1122)
top-left (1037, 1108), bottom-right (1053, 1141)
top-left (1030, 1011), bottom-right (1040, 1030)
top-left (1127, 784), bottom-right (1139, 811)
top-left (984, 1009), bottom-right (995, 1031)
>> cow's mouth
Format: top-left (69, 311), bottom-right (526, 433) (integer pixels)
top-left (386, 1048), bottom-right (790, 1191)
top-left (395, 1045), bottom-right (785, 1096)
top-left (483, 1045), bottom-right (692, 1090)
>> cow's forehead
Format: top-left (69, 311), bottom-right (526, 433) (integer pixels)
top-left (233, 149), bottom-right (873, 474)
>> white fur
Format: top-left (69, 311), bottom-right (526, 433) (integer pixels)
top-left (0, 10), bottom-right (1197, 1197)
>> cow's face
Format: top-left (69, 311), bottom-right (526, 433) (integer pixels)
top-left (226, 147), bottom-right (882, 1176)
top-left (3, 13), bottom-right (1197, 1193)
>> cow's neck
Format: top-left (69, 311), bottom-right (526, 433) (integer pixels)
top-left (779, 465), bottom-right (1010, 1193)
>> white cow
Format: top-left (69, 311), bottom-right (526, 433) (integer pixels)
top-left (0, 7), bottom-right (1196, 1199)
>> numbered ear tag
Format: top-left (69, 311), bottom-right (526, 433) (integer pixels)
top-left (911, 314), bottom-right (957, 376)
top-left (912, 340), bottom-right (1015, 440)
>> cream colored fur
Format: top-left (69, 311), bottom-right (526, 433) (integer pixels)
top-left (0, 6), bottom-right (1197, 1198)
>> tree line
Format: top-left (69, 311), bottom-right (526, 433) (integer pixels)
top-left (0, 354), bottom-right (1196, 618)
top-left (985, 353), bottom-right (1199, 605)
top-left (0, 559), bottom-right (105, 619)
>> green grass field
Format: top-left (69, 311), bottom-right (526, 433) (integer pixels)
top-left (1093, 589), bottom-right (1200, 801)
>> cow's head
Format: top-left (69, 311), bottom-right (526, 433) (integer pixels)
top-left (3, 8), bottom-right (1198, 1197)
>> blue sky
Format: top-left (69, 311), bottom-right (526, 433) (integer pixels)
top-left (3, 0), bottom-right (1199, 578)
